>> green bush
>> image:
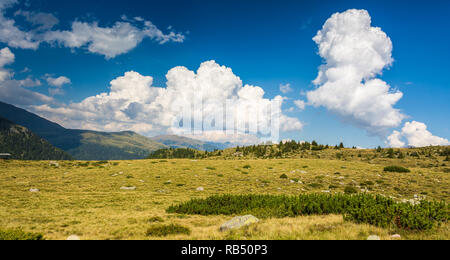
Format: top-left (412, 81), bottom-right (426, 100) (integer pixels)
top-left (167, 194), bottom-right (449, 230)
top-left (146, 224), bottom-right (191, 237)
top-left (243, 165), bottom-right (251, 169)
top-left (280, 174), bottom-right (288, 179)
top-left (0, 228), bottom-right (44, 240)
top-left (148, 216), bottom-right (164, 223)
top-left (344, 186), bottom-right (358, 194)
top-left (308, 183), bottom-right (323, 188)
top-left (384, 166), bottom-right (411, 173)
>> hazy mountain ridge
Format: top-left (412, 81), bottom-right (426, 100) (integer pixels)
top-left (0, 101), bottom-right (166, 160)
top-left (0, 101), bottom-right (229, 160)
top-left (0, 117), bottom-right (72, 160)
top-left (150, 135), bottom-right (226, 152)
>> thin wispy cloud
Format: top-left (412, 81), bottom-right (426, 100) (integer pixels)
top-left (0, 0), bottom-right (186, 58)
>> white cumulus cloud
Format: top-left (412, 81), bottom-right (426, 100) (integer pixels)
top-left (31, 61), bottom-right (303, 143)
top-left (307, 9), bottom-right (405, 136)
top-left (294, 100), bottom-right (306, 110)
top-left (386, 130), bottom-right (405, 148)
top-left (0, 46), bottom-right (14, 67)
top-left (46, 75), bottom-right (71, 87)
top-left (387, 121), bottom-right (449, 148)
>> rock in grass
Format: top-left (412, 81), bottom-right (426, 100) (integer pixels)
top-left (49, 161), bottom-right (59, 167)
top-left (220, 215), bottom-right (259, 232)
top-left (29, 188), bottom-right (40, 193)
top-left (390, 234), bottom-right (401, 239)
top-left (66, 235), bottom-right (80, 240)
top-left (367, 235), bottom-right (381, 240)
top-left (120, 186), bottom-right (136, 191)
top-left (196, 187), bottom-right (204, 191)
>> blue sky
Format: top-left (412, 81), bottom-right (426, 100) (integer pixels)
top-left (0, 0), bottom-right (449, 148)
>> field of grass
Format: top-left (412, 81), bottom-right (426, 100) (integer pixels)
top-left (0, 153), bottom-right (448, 240)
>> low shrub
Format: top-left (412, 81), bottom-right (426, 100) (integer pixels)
top-left (146, 224), bottom-right (191, 237)
top-left (328, 184), bottom-right (339, 189)
top-left (344, 186), bottom-right (358, 194)
top-left (384, 166), bottom-right (411, 173)
top-left (77, 162), bottom-right (89, 167)
top-left (280, 174), bottom-right (288, 179)
top-left (308, 183), bottom-right (323, 188)
top-left (0, 228), bottom-right (45, 240)
top-left (360, 181), bottom-right (374, 186)
top-left (166, 194), bottom-right (449, 230)
top-left (243, 165), bottom-right (251, 169)
top-left (91, 160), bottom-right (108, 166)
top-left (148, 216), bottom-right (164, 223)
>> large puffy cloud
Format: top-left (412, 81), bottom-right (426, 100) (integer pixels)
top-left (32, 61), bottom-right (303, 144)
top-left (387, 130), bottom-right (405, 148)
top-left (0, 0), bottom-right (185, 58)
top-left (307, 9), bottom-right (405, 135)
top-left (387, 121), bottom-right (449, 148)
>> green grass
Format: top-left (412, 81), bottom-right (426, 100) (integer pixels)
top-left (0, 228), bottom-right (44, 240)
top-left (344, 186), bottom-right (358, 194)
top-left (384, 166), bottom-right (411, 173)
top-left (167, 194), bottom-right (449, 230)
top-left (146, 224), bottom-right (191, 237)
top-left (0, 149), bottom-right (449, 240)
top-left (148, 217), bottom-right (165, 223)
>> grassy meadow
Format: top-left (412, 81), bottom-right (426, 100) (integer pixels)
top-left (0, 148), bottom-right (449, 240)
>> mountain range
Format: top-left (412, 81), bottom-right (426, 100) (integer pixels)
top-left (0, 101), bottom-right (230, 160)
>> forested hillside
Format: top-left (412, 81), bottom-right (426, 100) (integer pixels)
top-left (0, 101), bottom-right (166, 160)
top-left (0, 117), bottom-right (72, 160)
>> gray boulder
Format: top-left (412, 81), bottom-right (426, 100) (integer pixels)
top-left (220, 215), bottom-right (259, 232)
top-left (66, 235), bottom-right (80, 240)
top-left (120, 186), bottom-right (136, 191)
top-left (390, 234), bottom-right (401, 239)
top-left (367, 235), bottom-right (381, 240)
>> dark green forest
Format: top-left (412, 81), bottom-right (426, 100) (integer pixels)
top-left (0, 117), bottom-right (72, 160)
top-left (148, 140), bottom-right (344, 159)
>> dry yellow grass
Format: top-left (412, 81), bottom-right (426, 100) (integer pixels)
top-left (0, 158), bottom-right (448, 240)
